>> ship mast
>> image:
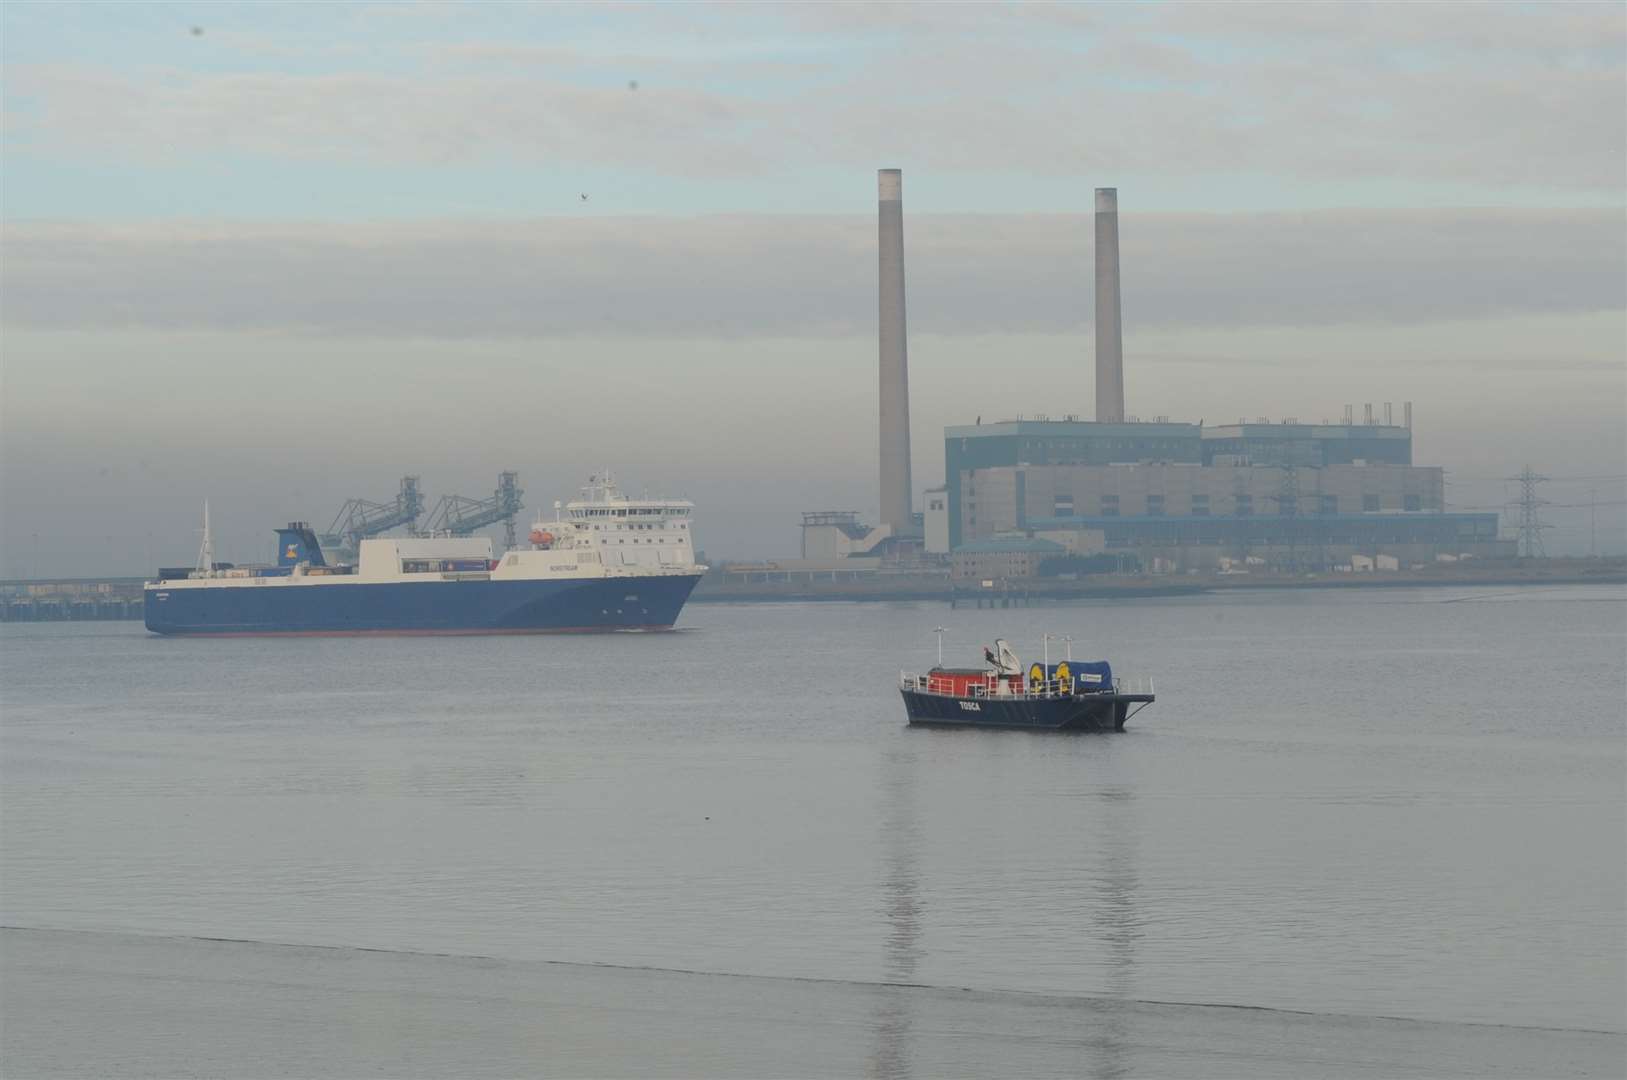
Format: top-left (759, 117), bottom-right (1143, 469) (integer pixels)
top-left (194, 500), bottom-right (214, 574)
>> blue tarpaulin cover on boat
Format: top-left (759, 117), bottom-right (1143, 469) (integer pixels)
top-left (1049, 661), bottom-right (1112, 692)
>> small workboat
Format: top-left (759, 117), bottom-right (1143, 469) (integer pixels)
top-left (899, 637), bottom-right (1154, 731)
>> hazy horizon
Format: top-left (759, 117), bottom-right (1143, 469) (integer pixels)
top-left (3, 2), bottom-right (1624, 575)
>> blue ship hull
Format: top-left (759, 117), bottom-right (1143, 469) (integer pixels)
top-left (900, 688), bottom-right (1151, 731)
top-left (144, 573), bottom-right (704, 636)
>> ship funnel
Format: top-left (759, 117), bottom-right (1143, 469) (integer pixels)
top-left (276, 522), bottom-right (327, 567)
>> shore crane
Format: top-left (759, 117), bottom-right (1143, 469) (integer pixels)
top-left (320, 476), bottom-right (424, 561)
top-left (421, 472), bottom-right (525, 551)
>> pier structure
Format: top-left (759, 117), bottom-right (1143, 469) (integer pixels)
top-left (1, 579), bottom-right (145, 621)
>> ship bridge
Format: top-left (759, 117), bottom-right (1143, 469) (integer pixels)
top-left (544, 473), bottom-right (698, 572)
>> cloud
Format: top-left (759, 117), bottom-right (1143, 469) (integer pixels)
top-left (5, 64), bottom-right (769, 173)
top-left (1151, 1), bottom-right (1624, 61)
top-left (3, 209), bottom-right (1621, 338)
top-left (4, 3), bottom-right (1622, 192)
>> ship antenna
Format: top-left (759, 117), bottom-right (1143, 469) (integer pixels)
top-left (195, 499), bottom-right (214, 574)
top-left (932, 626), bottom-right (947, 666)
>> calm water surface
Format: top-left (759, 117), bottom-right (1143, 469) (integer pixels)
top-left (3, 586), bottom-right (1623, 1032)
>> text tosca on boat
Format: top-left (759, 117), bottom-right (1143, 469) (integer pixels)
top-left (899, 635), bottom-right (1154, 731)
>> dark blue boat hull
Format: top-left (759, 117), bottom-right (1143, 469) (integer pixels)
top-left (900, 688), bottom-right (1151, 731)
top-left (144, 573), bottom-right (704, 635)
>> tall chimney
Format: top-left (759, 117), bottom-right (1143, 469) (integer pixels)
top-left (878, 168), bottom-right (913, 535)
top-left (1094, 188), bottom-right (1124, 423)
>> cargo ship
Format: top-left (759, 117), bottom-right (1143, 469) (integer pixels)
top-left (144, 475), bottom-right (705, 636)
top-left (899, 637), bottom-right (1154, 731)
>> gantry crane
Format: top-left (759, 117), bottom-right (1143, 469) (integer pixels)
top-left (320, 476), bottom-right (425, 560)
top-left (421, 472), bottom-right (524, 550)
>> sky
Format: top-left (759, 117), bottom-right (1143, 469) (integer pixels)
top-left (2, 0), bottom-right (1624, 573)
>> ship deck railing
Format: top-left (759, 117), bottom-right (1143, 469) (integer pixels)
top-left (899, 672), bottom-right (1154, 700)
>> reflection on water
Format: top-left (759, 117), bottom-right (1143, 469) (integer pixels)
top-left (1095, 786), bottom-right (1142, 999)
top-left (871, 752), bottom-right (1147, 1080)
top-left (1086, 784), bottom-right (1140, 1080)
top-left (872, 743), bottom-right (921, 1080)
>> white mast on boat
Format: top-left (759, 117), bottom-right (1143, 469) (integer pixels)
top-left (195, 500), bottom-right (215, 575)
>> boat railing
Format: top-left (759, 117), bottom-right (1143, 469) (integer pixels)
top-left (899, 671), bottom-right (1149, 700)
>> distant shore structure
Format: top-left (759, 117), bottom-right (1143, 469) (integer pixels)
top-left (778, 171), bottom-right (1535, 577)
top-left (877, 168), bottom-right (914, 539)
top-left (1094, 187), bottom-right (1124, 423)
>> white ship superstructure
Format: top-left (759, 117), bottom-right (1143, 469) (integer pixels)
top-left (505, 472), bottom-right (701, 578)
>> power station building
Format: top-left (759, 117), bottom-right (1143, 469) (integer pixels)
top-left (938, 417), bottom-right (1508, 573)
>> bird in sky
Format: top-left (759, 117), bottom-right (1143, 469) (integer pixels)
top-left (580, 193), bottom-right (589, 202)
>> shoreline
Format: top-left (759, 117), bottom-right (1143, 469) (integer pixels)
top-left (3, 562), bottom-right (1621, 622)
top-left (5, 927), bottom-right (1620, 1079)
top-left (690, 562), bottom-right (1626, 604)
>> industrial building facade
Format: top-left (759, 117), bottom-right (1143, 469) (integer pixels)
top-left (964, 462), bottom-right (1445, 534)
top-left (944, 420), bottom-right (1202, 550)
top-left (951, 537), bottom-right (1065, 582)
top-left (942, 418), bottom-right (1510, 572)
